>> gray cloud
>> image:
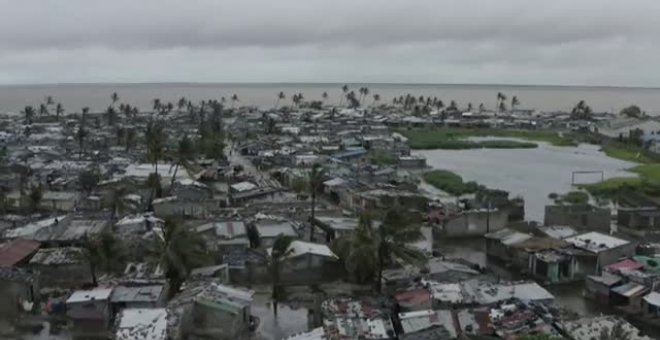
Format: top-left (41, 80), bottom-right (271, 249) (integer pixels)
top-left (0, 0), bottom-right (659, 85)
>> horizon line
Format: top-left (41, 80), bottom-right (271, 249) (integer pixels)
top-left (1, 81), bottom-right (660, 90)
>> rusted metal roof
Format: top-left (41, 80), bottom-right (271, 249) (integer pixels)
top-left (0, 239), bottom-right (40, 267)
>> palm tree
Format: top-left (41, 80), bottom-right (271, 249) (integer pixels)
top-left (231, 94), bottom-right (239, 108)
top-left (109, 186), bottom-right (127, 222)
top-left (22, 106), bottom-right (35, 125)
top-left (499, 101), bottom-right (507, 113)
top-left (28, 185), bottom-right (43, 212)
top-left (292, 93), bottom-right (303, 107)
top-left (496, 92), bottom-right (506, 111)
top-left (511, 96), bottom-right (520, 112)
top-left (177, 97), bottom-right (187, 112)
top-left (76, 110), bottom-right (88, 158)
top-left (340, 84), bottom-right (349, 106)
top-left (55, 103), bottom-right (64, 120)
top-left (150, 219), bottom-right (210, 297)
top-left (39, 103), bottom-right (49, 117)
top-left (152, 98), bottom-right (162, 114)
top-left (269, 234), bottom-right (294, 315)
top-left (145, 173), bottom-right (163, 207)
top-left (145, 120), bottom-right (166, 191)
top-left (308, 163), bottom-right (326, 242)
top-left (111, 92), bottom-right (119, 106)
top-left (275, 91), bottom-right (285, 109)
top-left (478, 103), bottom-right (485, 113)
top-left (169, 135), bottom-right (195, 191)
top-left (571, 100), bottom-right (593, 120)
top-left (374, 209), bottom-right (425, 292)
top-left (372, 94), bottom-right (381, 106)
top-left (82, 231), bottom-right (124, 286)
top-left (334, 214), bottom-right (378, 284)
top-left (45, 96), bottom-right (54, 107)
top-left (337, 210), bottom-right (425, 292)
top-left (322, 91), bottom-right (328, 103)
top-left (125, 128), bottom-right (136, 152)
top-left (105, 106), bottom-right (117, 126)
top-left (467, 103), bottom-right (473, 112)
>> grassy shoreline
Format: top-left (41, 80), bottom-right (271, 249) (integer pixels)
top-left (422, 169), bottom-right (483, 196)
top-left (400, 128), bottom-right (575, 150)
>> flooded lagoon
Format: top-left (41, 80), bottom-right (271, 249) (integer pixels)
top-left (415, 140), bottom-right (638, 221)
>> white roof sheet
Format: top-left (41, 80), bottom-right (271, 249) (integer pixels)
top-left (67, 288), bottom-right (114, 303)
top-left (565, 232), bottom-right (629, 253)
top-left (644, 292), bottom-right (660, 306)
top-left (231, 181), bottom-right (258, 192)
top-left (116, 308), bottom-right (168, 340)
top-left (284, 327), bottom-right (326, 340)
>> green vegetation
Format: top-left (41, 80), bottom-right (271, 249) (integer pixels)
top-left (333, 210), bottom-right (425, 291)
top-left (557, 191), bottom-right (589, 205)
top-left (580, 177), bottom-right (642, 198)
top-left (399, 128), bottom-right (575, 150)
top-left (368, 151), bottom-right (398, 165)
top-left (602, 143), bottom-right (656, 164)
top-left (422, 170), bottom-right (483, 196)
top-left (579, 164), bottom-right (660, 198)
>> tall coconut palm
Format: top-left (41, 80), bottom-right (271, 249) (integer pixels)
top-left (334, 214), bottom-right (378, 284)
top-left (177, 97), bottom-right (187, 112)
top-left (372, 94), bottom-right (381, 106)
top-left (275, 91), bottom-right (285, 109)
top-left (39, 103), bottom-right (49, 117)
top-left (571, 100), bottom-right (593, 120)
top-left (499, 101), bottom-right (507, 113)
top-left (511, 96), bottom-right (520, 112)
top-left (150, 218), bottom-right (210, 297)
top-left (76, 110), bottom-right (88, 158)
top-left (308, 163), bottom-right (326, 242)
top-left (82, 231), bottom-right (124, 286)
top-left (337, 210), bottom-right (425, 292)
top-left (152, 98), bottom-right (162, 114)
top-left (111, 92), bottom-right (119, 106)
top-left (339, 84), bottom-right (349, 106)
top-left (374, 209), bottom-right (425, 292)
top-left (145, 120), bottom-right (166, 166)
top-left (478, 103), bottom-right (485, 113)
top-left (496, 92), bottom-right (506, 111)
top-left (145, 120), bottom-right (167, 198)
top-left (322, 91), bottom-right (328, 103)
top-left (55, 103), bottom-right (64, 120)
top-left (467, 103), bottom-right (473, 112)
top-left (105, 106), bottom-right (117, 126)
top-left (169, 135), bottom-right (195, 191)
top-left (231, 94), bottom-right (239, 108)
top-left (109, 186), bottom-right (127, 222)
top-left (45, 96), bottom-right (55, 107)
top-left (269, 234), bottom-right (294, 315)
top-left (125, 128), bottom-right (136, 152)
top-left (28, 185), bottom-right (43, 213)
top-left (22, 106), bottom-right (35, 125)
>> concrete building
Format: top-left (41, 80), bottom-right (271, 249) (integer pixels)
top-left (66, 287), bottom-right (114, 339)
top-left (0, 267), bottom-right (39, 318)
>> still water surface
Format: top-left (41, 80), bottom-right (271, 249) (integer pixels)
top-left (3, 83), bottom-right (660, 114)
top-left (416, 141), bottom-right (638, 222)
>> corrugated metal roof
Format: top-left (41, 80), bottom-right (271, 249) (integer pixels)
top-left (611, 282), bottom-right (648, 297)
top-left (0, 239), bottom-right (40, 266)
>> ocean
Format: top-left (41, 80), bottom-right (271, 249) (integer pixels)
top-left (2, 83), bottom-right (660, 115)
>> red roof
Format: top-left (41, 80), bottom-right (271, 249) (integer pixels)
top-left (395, 288), bottom-right (431, 307)
top-left (605, 258), bottom-right (643, 272)
top-left (0, 239), bottom-right (40, 267)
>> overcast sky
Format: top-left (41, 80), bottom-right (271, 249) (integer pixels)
top-left (1, 0), bottom-right (658, 86)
